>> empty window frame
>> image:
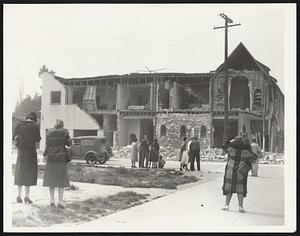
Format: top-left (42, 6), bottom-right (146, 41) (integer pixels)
top-left (50, 91), bottom-right (61, 104)
top-left (180, 125), bottom-right (186, 137)
top-left (160, 125), bottom-right (167, 137)
top-left (253, 89), bottom-right (262, 108)
top-left (200, 125), bottom-right (207, 138)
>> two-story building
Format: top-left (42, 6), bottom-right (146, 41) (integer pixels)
top-left (40, 42), bottom-right (284, 153)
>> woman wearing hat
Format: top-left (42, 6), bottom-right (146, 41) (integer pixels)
top-left (13, 112), bottom-right (41, 204)
top-left (43, 119), bottom-right (71, 209)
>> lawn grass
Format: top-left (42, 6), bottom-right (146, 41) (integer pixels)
top-left (12, 163), bottom-right (199, 189)
top-left (63, 164), bottom-right (198, 189)
top-left (12, 191), bottom-right (148, 227)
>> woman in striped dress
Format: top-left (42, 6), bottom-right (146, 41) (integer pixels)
top-left (221, 136), bottom-right (257, 212)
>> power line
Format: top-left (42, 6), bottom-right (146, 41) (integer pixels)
top-left (95, 33), bottom-right (202, 42)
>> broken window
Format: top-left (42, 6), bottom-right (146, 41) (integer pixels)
top-left (253, 89), bottom-right (262, 109)
top-left (50, 91), bottom-right (61, 104)
top-left (160, 125), bottom-right (167, 137)
top-left (242, 125), bottom-right (246, 134)
top-left (180, 125), bottom-right (186, 137)
top-left (229, 76), bottom-right (250, 110)
top-left (200, 125), bottom-right (206, 138)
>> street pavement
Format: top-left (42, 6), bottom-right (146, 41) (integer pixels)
top-left (69, 163), bottom-right (284, 232)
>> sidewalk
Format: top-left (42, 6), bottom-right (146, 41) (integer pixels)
top-left (72, 164), bottom-right (284, 232)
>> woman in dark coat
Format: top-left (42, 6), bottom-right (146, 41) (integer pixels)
top-left (149, 138), bottom-right (160, 168)
top-left (13, 112), bottom-right (41, 204)
top-left (43, 119), bottom-right (71, 209)
top-left (221, 136), bottom-right (257, 212)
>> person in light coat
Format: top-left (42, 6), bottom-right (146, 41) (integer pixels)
top-left (250, 137), bottom-right (263, 177)
top-left (130, 136), bottom-right (139, 168)
top-left (179, 137), bottom-right (189, 171)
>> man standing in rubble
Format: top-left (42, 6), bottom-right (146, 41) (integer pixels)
top-left (189, 135), bottom-right (201, 171)
top-left (139, 135), bottom-right (150, 168)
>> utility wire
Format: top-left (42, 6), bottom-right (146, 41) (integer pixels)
top-left (95, 33), bottom-right (202, 42)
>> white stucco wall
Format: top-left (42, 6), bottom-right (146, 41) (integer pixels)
top-left (40, 72), bottom-right (102, 150)
top-left (118, 118), bottom-right (141, 146)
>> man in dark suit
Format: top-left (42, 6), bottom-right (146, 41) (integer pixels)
top-left (189, 136), bottom-right (201, 171)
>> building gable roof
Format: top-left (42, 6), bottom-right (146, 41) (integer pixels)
top-left (214, 42), bottom-right (277, 83)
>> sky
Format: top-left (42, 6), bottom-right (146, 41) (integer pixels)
top-left (4, 4), bottom-right (293, 109)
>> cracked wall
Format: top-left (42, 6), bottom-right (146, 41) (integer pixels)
top-left (156, 113), bottom-right (211, 158)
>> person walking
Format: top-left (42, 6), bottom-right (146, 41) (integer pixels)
top-left (250, 137), bottom-right (263, 177)
top-left (139, 135), bottom-right (150, 168)
top-left (150, 138), bottom-right (160, 168)
top-left (43, 119), bottom-right (71, 209)
top-left (13, 112), bottom-right (41, 204)
top-left (129, 135), bottom-right (139, 168)
top-left (221, 136), bottom-right (257, 212)
top-left (189, 136), bottom-right (201, 171)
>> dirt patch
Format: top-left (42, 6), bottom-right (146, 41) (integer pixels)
top-left (12, 191), bottom-right (148, 227)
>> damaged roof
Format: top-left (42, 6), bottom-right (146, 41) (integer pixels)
top-left (54, 72), bottom-right (212, 83)
top-left (214, 42), bottom-right (277, 83)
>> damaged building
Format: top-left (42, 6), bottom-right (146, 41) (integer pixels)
top-left (40, 42), bottom-right (284, 153)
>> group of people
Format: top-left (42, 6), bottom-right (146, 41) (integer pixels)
top-left (178, 135), bottom-right (201, 171)
top-left (13, 112), bottom-right (71, 209)
top-left (129, 134), bottom-right (165, 169)
top-left (13, 112), bottom-right (263, 213)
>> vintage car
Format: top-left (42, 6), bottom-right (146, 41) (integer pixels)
top-left (70, 136), bottom-right (113, 164)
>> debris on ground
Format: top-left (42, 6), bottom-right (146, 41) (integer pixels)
top-left (112, 145), bottom-right (131, 159)
top-left (112, 146), bottom-right (284, 164)
top-left (260, 152), bottom-right (284, 164)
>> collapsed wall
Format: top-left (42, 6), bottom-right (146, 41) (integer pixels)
top-left (156, 113), bottom-right (211, 160)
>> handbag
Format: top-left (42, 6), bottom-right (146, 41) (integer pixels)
top-left (238, 164), bottom-right (251, 177)
top-left (65, 147), bottom-right (72, 163)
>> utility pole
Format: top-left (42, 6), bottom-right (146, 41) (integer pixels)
top-left (18, 77), bottom-right (24, 104)
top-left (214, 13), bottom-right (241, 142)
top-left (262, 79), bottom-right (268, 152)
top-left (135, 66), bottom-right (166, 140)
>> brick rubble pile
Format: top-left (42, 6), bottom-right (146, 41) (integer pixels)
top-left (260, 152), bottom-right (284, 164)
top-left (112, 145), bottom-right (131, 159)
top-left (112, 145), bottom-right (284, 164)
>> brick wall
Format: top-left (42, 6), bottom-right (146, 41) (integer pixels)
top-left (156, 113), bottom-right (211, 159)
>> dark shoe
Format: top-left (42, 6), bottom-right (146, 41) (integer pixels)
top-left (57, 203), bottom-right (65, 209)
top-left (239, 207), bottom-right (245, 213)
top-left (50, 203), bottom-right (55, 207)
top-left (16, 196), bottom-right (22, 203)
top-left (24, 197), bottom-right (33, 204)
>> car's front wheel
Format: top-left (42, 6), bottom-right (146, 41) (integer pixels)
top-left (86, 153), bottom-right (97, 164)
top-left (98, 153), bottom-right (108, 164)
